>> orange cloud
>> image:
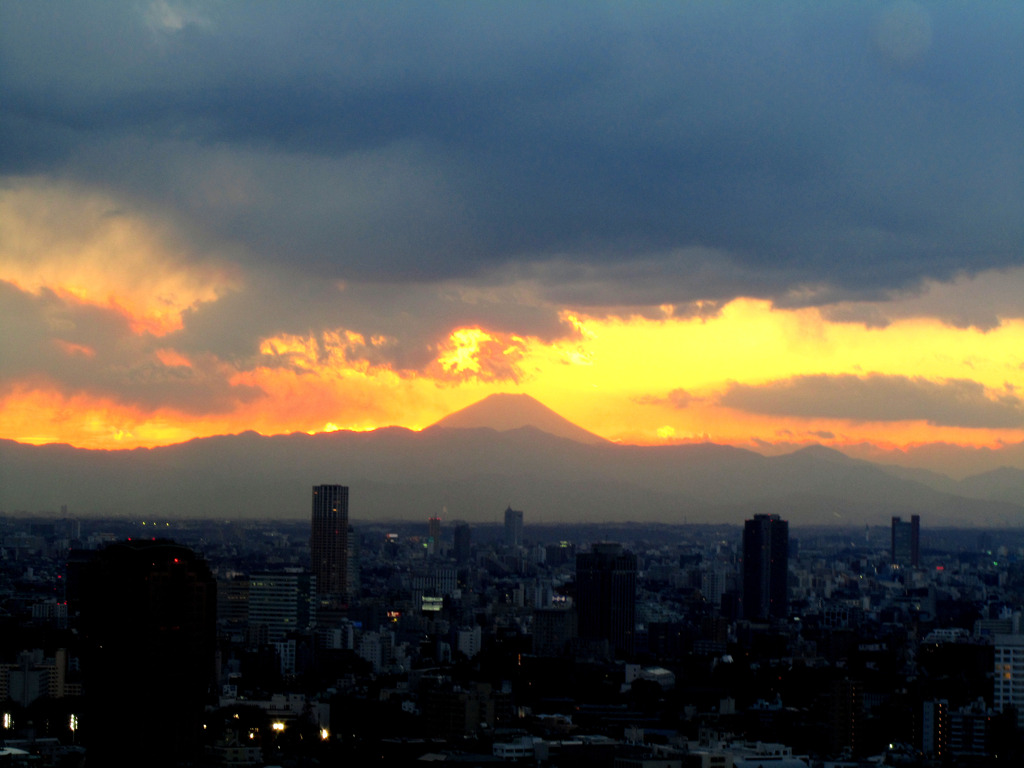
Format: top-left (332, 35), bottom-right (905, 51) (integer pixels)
top-left (0, 383), bottom-right (205, 449)
top-left (0, 178), bottom-right (239, 335)
top-left (4, 295), bottom-right (1024, 457)
top-left (53, 340), bottom-right (96, 358)
top-left (430, 328), bottom-right (528, 383)
top-left (155, 348), bottom-right (193, 368)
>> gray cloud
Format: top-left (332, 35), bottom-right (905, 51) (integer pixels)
top-left (821, 269), bottom-right (1024, 331)
top-left (719, 373), bottom-right (1024, 429)
top-left (635, 389), bottom-right (698, 410)
top-left (1, 2), bottom-right (1021, 304)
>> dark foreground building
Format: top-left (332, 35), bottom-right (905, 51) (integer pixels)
top-left (742, 513), bottom-right (789, 620)
top-left (576, 543), bottom-right (637, 657)
top-left (75, 540), bottom-right (216, 765)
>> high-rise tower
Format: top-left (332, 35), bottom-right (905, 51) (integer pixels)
top-left (428, 515), bottom-right (442, 555)
top-left (504, 506), bottom-right (523, 548)
top-left (311, 484), bottom-right (349, 608)
top-left (453, 521), bottom-right (472, 564)
top-left (891, 515), bottom-right (920, 567)
top-left (742, 513), bottom-right (789, 621)
top-left (575, 543), bottom-right (637, 657)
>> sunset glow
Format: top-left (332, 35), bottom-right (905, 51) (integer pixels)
top-left (3, 283), bottom-right (1024, 458)
top-left (2, 1), bottom-right (1023, 477)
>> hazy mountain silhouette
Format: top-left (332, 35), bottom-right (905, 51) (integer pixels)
top-left (429, 393), bottom-right (607, 445)
top-left (1, 395), bottom-right (1023, 526)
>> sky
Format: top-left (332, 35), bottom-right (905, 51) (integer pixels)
top-left (1, 1), bottom-right (1023, 476)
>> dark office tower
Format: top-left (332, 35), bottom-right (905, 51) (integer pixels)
top-left (504, 506), bottom-right (523, 548)
top-left (311, 484), bottom-right (349, 607)
top-left (828, 678), bottom-right (863, 756)
top-left (428, 515), bottom-right (442, 555)
top-left (575, 543), bottom-right (637, 657)
top-left (77, 540), bottom-right (216, 766)
top-left (891, 515), bottom-right (920, 567)
top-left (347, 523), bottom-right (360, 596)
top-left (742, 513), bottom-right (789, 621)
top-left (453, 521), bottom-right (472, 564)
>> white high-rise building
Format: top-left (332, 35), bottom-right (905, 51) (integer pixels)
top-left (994, 634), bottom-right (1024, 727)
top-left (248, 571), bottom-right (316, 643)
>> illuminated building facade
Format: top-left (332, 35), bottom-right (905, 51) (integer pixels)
top-left (995, 634), bottom-right (1024, 728)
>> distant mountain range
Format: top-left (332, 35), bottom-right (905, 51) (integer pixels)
top-left (2, 394), bottom-right (1023, 526)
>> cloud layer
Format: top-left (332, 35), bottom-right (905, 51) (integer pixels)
top-left (720, 374), bottom-right (1024, 429)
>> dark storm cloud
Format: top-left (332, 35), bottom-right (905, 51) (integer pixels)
top-left (2, 1), bottom-right (1022, 315)
top-left (719, 373), bottom-right (1024, 429)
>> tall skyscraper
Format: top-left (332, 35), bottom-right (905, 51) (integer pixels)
top-left (453, 521), bottom-right (472, 564)
top-left (742, 513), bottom-right (789, 621)
top-left (428, 515), bottom-right (442, 555)
top-left (575, 543), bottom-right (637, 657)
top-left (891, 515), bottom-right (920, 567)
top-left (311, 484), bottom-right (349, 608)
top-left (504, 506), bottom-right (523, 548)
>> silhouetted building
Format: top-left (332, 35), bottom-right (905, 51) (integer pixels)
top-left (421, 680), bottom-right (496, 737)
top-left (891, 515), bottom-right (920, 567)
top-left (77, 540), bottom-right (216, 766)
top-left (742, 514), bottom-right (789, 620)
top-left (576, 543), bottom-right (637, 657)
top-left (428, 515), bottom-right (441, 555)
top-left (533, 606), bottom-right (577, 657)
top-left (453, 520), bottom-right (472, 564)
top-left (504, 506), bottom-right (523, 548)
top-left (311, 484), bottom-right (349, 608)
top-left (828, 678), bottom-right (863, 756)
top-left (217, 574), bottom-right (250, 631)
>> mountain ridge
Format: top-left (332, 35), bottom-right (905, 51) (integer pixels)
top-left (428, 393), bottom-right (607, 445)
top-left (2, 427), bottom-right (1022, 526)
top-left (2, 394), bottom-right (1023, 525)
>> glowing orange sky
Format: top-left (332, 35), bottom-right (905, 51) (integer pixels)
top-left (4, 294), bottom-right (1024, 454)
top-left (3, 179), bottom-right (1024, 464)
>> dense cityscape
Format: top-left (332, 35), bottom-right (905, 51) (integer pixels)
top-left (4, 3), bottom-right (1024, 767)
top-left (4, 487), bottom-right (1024, 766)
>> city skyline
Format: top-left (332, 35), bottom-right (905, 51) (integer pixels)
top-left (2, 3), bottom-right (1023, 475)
